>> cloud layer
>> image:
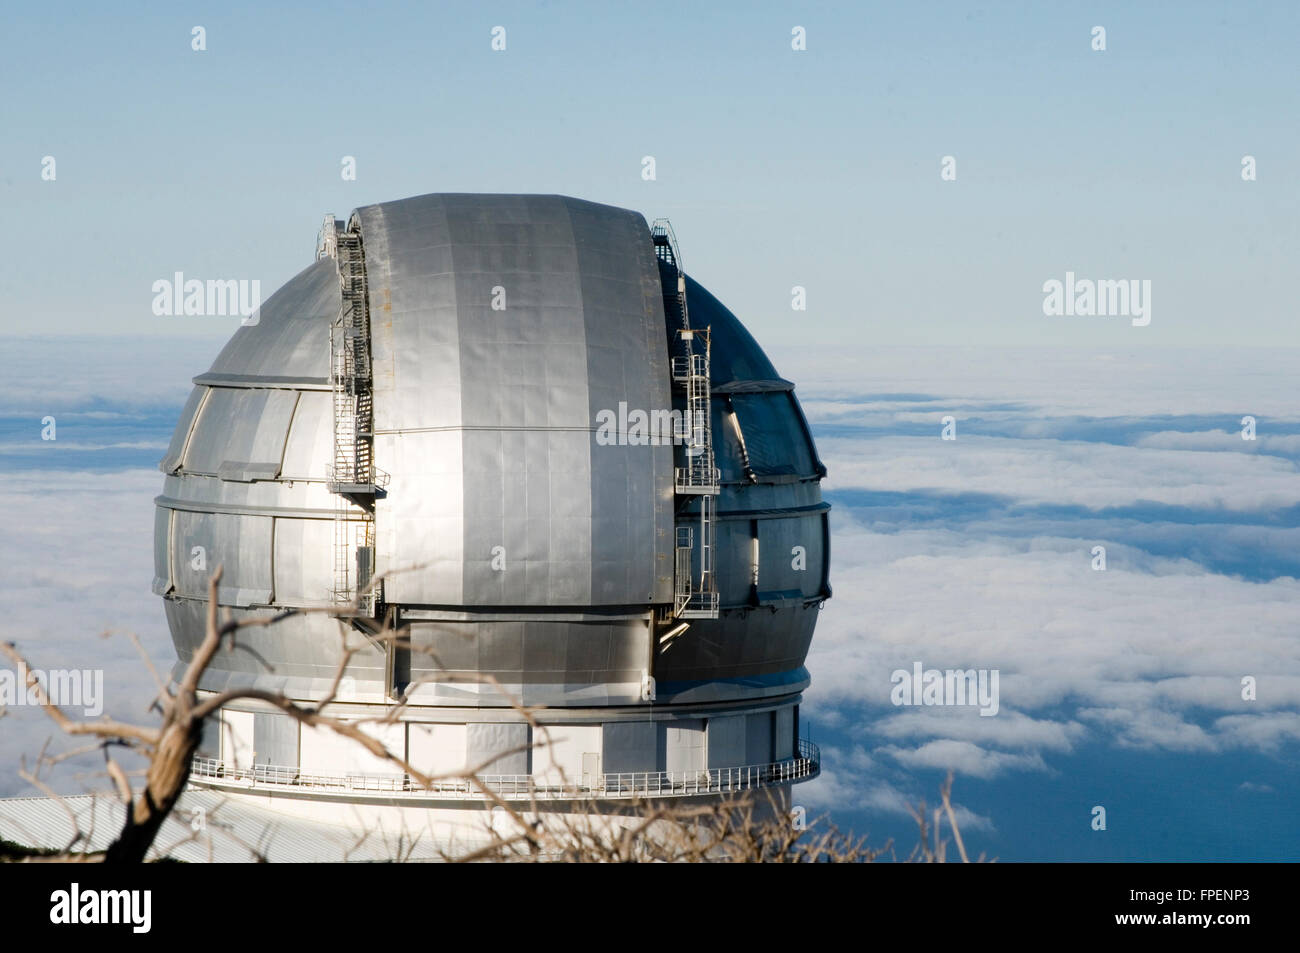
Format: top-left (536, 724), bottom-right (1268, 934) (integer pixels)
top-left (796, 347), bottom-right (1300, 814)
top-left (2, 342), bottom-right (1297, 857)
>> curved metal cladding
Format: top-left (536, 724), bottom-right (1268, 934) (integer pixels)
top-left (153, 193), bottom-right (829, 710)
top-left (357, 194), bottom-right (675, 705)
top-left (153, 257), bottom-right (386, 695)
top-left (653, 272), bottom-right (831, 699)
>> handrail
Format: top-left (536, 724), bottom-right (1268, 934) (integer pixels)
top-left (189, 740), bottom-right (819, 802)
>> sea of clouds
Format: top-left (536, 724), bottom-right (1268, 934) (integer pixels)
top-left (777, 347), bottom-right (1300, 839)
top-left (2, 340), bottom-right (1297, 855)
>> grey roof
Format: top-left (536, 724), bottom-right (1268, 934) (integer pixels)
top-left (0, 791), bottom-right (444, 863)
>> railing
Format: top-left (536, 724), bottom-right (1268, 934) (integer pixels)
top-left (189, 740), bottom-right (819, 802)
top-left (674, 464), bottom-right (721, 493)
top-left (671, 353), bottom-right (709, 382)
top-left (673, 527), bottom-right (693, 615)
top-left (325, 464), bottom-right (391, 492)
top-left (650, 219), bottom-right (682, 271)
top-left (677, 590), bottom-right (719, 616)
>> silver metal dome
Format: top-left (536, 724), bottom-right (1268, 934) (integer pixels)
top-left (154, 193), bottom-right (828, 797)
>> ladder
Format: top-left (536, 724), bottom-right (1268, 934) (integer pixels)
top-left (651, 219), bottom-right (719, 619)
top-left (321, 215), bottom-right (386, 612)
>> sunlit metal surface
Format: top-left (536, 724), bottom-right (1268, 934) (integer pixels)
top-left (154, 193), bottom-right (829, 801)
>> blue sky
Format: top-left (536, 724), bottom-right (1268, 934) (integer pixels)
top-left (2, 3), bottom-right (1298, 860)
top-left (2, 1), bottom-right (1298, 348)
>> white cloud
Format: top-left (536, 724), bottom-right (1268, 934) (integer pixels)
top-left (0, 468), bottom-right (173, 796)
top-left (810, 516), bottom-right (1300, 739)
top-left (1135, 429), bottom-right (1300, 455)
top-left (799, 347), bottom-right (1300, 814)
top-left (1077, 707), bottom-right (1218, 752)
top-left (867, 709), bottom-right (1088, 752)
top-left (0, 441), bottom-right (168, 452)
top-left (878, 740), bottom-right (1050, 779)
top-left (783, 347), bottom-right (1300, 419)
top-left (824, 435), bottom-right (1300, 511)
top-left (798, 744), bottom-right (995, 835)
top-left (1212, 711), bottom-right (1300, 752)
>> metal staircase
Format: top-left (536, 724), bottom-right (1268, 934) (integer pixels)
top-left (319, 215), bottom-right (386, 613)
top-left (652, 219), bottom-right (719, 619)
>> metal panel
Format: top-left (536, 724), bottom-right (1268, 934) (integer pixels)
top-left (359, 194), bottom-right (671, 608)
top-left (158, 386), bottom-right (206, 474)
top-left (448, 195), bottom-right (577, 608)
top-left (155, 471), bottom-right (339, 518)
top-left (205, 257), bottom-right (338, 382)
top-left (375, 430), bottom-right (464, 605)
top-left (534, 724), bottom-right (602, 785)
top-left (253, 711), bottom-right (300, 767)
top-left (169, 510), bottom-right (273, 606)
top-left (572, 198), bottom-right (673, 607)
top-left (460, 428), bottom-right (593, 606)
top-left (407, 723), bottom-right (469, 776)
top-left (165, 598), bottom-right (386, 694)
top-left (602, 721), bottom-right (657, 774)
top-left (758, 515), bottom-right (825, 600)
top-left (774, 707), bottom-right (795, 761)
top-left (662, 719), bottom-right (706, 774)
top-left (221, 710), bottom-right (254, 769)
top-left (279, 391), bottom-right (333, 480)
top-left (713, 517), bottom-right (755, 607)
top-left (184, 388), bottom-right (298, 481)
top-left (299, 721), bottom-right (403, 777)
top-left (682, 275), bottom-right (781, 387)
top-left (656, 602), bottom-right (819, 683)
top-left (196, 709), bottom-right (219, 760)
top-left (730, 391), bottom-right (815, 478)
top-left (466, 722), bottom-right (530, 775)
top-left (272, 517), bottom-right (334, 606)
top-left (706, 715), bottom-right (746, 769)
top-left (745, 712), bottom-right (773, 765)
top-left (407, 618), bottom-right (645, 687)
top-left (151, 506), bottom-right (172, 595)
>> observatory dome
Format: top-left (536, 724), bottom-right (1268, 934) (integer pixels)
top-left (155, 193), bottom-right (828, 807)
